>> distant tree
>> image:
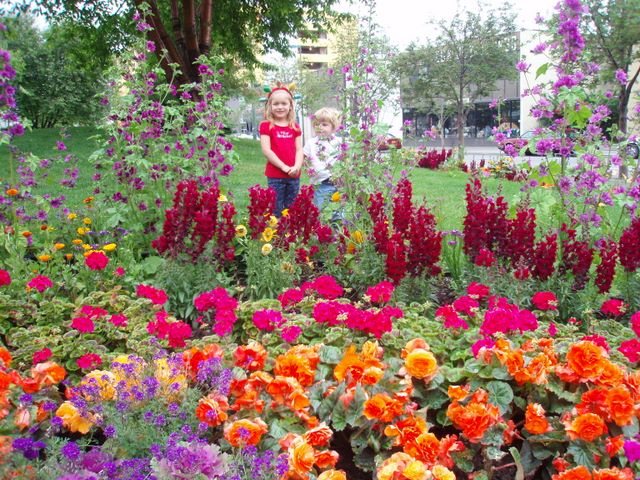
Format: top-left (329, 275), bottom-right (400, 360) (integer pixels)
top-left (3, 16), bottom-right (105, 128)
top-left (395, 6), bottom-right (518, 154)
top-left (578, 0), bottom-right (640, 133)
top-left (12, 0), bottom-right (345, 87)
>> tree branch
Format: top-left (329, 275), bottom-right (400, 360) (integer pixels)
top-left (198, 0), bottom-right (213, 55)
top-left (182, 0), bottom-right (200, 80)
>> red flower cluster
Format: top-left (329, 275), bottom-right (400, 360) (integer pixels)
top-left (619, 216), bottom-right (640, 272)
top-left (385, 233), bottom-right (407, 284)
top-left (300, 275), bottom-right (344, 300)
top-left (406, 205), bottom-right (441, 276)
top-left (480, 296), bottom-right (538, 336)
top-left (600, 299), bottom-right (626, 317)
top-left (436, 304), bottom-right (469, 330)
top-left (312, 301), bottom-right (403, 338)
top-left (252, 309), bottom-right (285, 332)
top-left (247, 184), bottom-right (276, 239)
top-left (392, 178), bottom-right (413, 237)
top-left (531, 291), bottom-right (558, 311)
top-left (152, 180), bottom-right (224, 261)
top-left (0, 269), bottom-right (11, 286)
top-left (136, 284), bottom-right (168, 305)
top-left (559, 225), bottom-right (593, 290)
top-left (27, 275), bottom-right (53, 293)
top-left (194, 287), bottom-right (239, 336)
top-left (531, 233), bottom-right (558, 280)
top-left (416, 148), bottom-right (452, 169)
top-left (503, 208), bottom-right (536, 266)
top-left (463, 179), bottom-right (509, 259)
top-left (76, 353), bottom-right (102, 370)
top-left (214, 202), bottom-right (237, 262)
top-left (147, 310), bottom-right (192, 348)
top-left (368, 192), bottom-right (389, 253)
top-left (365, 281), bottom-right (395, 304)
top-left (595, 240), bottom-right (618, 294)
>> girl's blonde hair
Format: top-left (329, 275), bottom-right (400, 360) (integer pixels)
top-left (264, 83), bottom-right (298, 131)
top-left (312, 107), bottom-right (341, 130)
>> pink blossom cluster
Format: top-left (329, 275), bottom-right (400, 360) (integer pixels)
top-left (147, 310), bottom-right (192, 348)
top-left (27, 275), bottom-right (53, 293)
top-left (136, 284), bottom-right (168, 305)
top-left (70, 305), bottom-right (128, 334)
top-left (365, 281), bottom-right (395, 304)
top-left (194, 287), bottom-right (239, 336)
top-left (312, 301), bottom-right (403, 338)
top-left (480, 297), bottom-right (538, 337)
top-left (252, 309), bottom-right (285, 332)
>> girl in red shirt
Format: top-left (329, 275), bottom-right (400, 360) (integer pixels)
top-left (259, 85), bottom-right (303, 217)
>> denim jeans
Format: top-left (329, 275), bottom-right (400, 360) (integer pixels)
top-left (313, 181), bottom-right (337, 210)
top-left (268, 177), bottom-right (300, 217)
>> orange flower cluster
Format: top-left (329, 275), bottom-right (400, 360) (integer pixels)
top-left (196, 393), bottom-right (230, 427)
top-left (233, 341), bottom-right (268, 371)
top-left (223, 417), bottom-right (268, 446)
top-left (377, 452), bottom-right (456, 480)
top-left (524, 403), bottom-right (551, 435)
top-left (556, 341), bottom-right (621, 385)
top-left (384, 415), bottom-right (464, 468)
top-left (401, 339), bottom-right (438, 381)
top-left (485, 338), bottom-right (557, 385)
top-left (333, 340), bottom-right (385, 387)
top-left (446, 387), bottom-right (502, 443)
top-left (182, 343), bottom-right (224, 379)
top-left (279, 426), bottom-right (339, 479)
top-left (576, 386), bottom-right (637, 427)
top-left (552, 465), bottom-right (634, 480)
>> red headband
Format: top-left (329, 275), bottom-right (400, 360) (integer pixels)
top-left (268, 87), bottom-right (292, 98)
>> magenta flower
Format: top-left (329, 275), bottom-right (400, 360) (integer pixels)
top-left (85, 251), bottom-right (109, 270)
top-left (0, 269), bottom-right (10, 286)
top-left (281, 325), bottom-right (302, 343)
top-left (252, 309), bottom-right (284, 332)
top-left (27, 275), bottom-right (53, 292)
top-left (615, 68), bottom-right (628, 85)
top-left (71, 316), bottom-right (95, 333)
top-left (77, 353), bottom-right (102, 369)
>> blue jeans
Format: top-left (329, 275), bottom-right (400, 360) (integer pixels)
top-left (313, 181), bottom-right (337, 209)
top-left (268, 177), bottom-right (300, 217)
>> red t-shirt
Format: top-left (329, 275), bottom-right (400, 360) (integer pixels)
top-left (260, 121), bottom-right (301, 178)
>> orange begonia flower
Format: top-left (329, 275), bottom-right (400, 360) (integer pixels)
top-left (605, 435), bottom-right (625, 458)
top-left (401, 339), bottom-right (430, 358)
top-left (525, 403), bottom-right (551, 435)
top-left (55, 401), bottom-right (94, 434)
top-left (303, 422), bottom-right (333, 447)
top-left (182, 344), bottom-right (224, 379)
top-left (377, 452), bottom-right (428, 480)
top-left (592, 468), bottom-right (635, 480)
top-left (447, 385), bottom-right (470, 401)
top-left (446, 389), bottom-right (501, 443)
top-left (234, 341), bottom-right (268, 372)
top-left (314, 449), bottom-right (339, 469)
top-left (317, 470), bottom-right (347, 480)
top-left (363, 393), bottom-right (404, 423)
top-left (565, 413), bottom-right (607, 442)
top-left (288, 436), bottom-right (316, 477)
top-left (195, 394), bottom-right (229, 427)
top-left (576, 388), bottom-right (609, 418)
top-left (431, 465), bottom-right (456, 480)
top-left (566, 341), bottom-right (608, 382)
top-left (404, 349), bottom-right (438, 381)
top-left (0, 348), bottom-right (11, 368)
top-left (552, 465), bottom-right (592, 480)
top-left (223, 417), bottom-right (268, 447)
top-left (334, 345), bottom-right (366, 385)
top-left (29, 362), bottom-right (66, 390)
top-left (404, 431), bottom-right (439, 465)
top-left (596, 360), bottom-right (624, 388)
top-left (605, 386), bottom-right (635, 426)
top-left (266, 376), bottom-right (310, 410)
top-left (274, 352), bottom-right (316, 387)
top-left (437, 434), bottom-right (465, 469)
top-left (385, 415), bottom-right (429, 447)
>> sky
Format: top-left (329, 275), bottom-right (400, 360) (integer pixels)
top-left (342, 0), bottom-right (559, 49)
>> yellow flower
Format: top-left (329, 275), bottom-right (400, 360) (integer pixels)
top-left (65, 253), bottom-right (73, 261)
top-left (72, 239), bottom-right (83, 245)
top-left (80, 371), bottom-right (116, 401)
top-left (281, 261), bottom-right (294, 273)
top-left (54, 243), bottom-right (66, 250)
top-left (261, 227), bottom-right (276, 243)
top-left (261, 243), bottom-right (273, 255)
top-left (83, 218), bottom-right (92, 225)
top-left (83, 250), bottom-right (96, 257)
top-left (67, 213), bottom-right (77, 220)
top-left (431, 465), bottom-right (456, 480)
top-left (351, 230), bottom-right (364, 244)
top-left (38, 254), bottom-right (52, 262)
top-left (218, 194), bottom-right (228, 202)
top-left (82, 244), bottom-right (92, 250)
top-left (55, 401), bottom-right (94, 434)
top-left (281, 209), bottom-right (289, 218)
top-left (5, 188), bottom-right (18, 196)
top-left (331, 191), bottom-right (341, 202)
top-left (235, 225), bottom-right (247, 237)
top-left (102, 243), bottom-right (117, 252)
top-left (268, 215), bottom-right (279, 227)
top-left (76, 227), bottom-right (90, 235)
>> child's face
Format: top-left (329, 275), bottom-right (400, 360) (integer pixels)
top-left (269, 91), bottom-right (292, 121)
top-left (315, 120), bottom-right (335, 137)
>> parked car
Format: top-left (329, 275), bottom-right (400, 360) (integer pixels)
top-left (626, 141), bottom-right (639, 160)
top-left (377, 134), bottom-right (402, 151)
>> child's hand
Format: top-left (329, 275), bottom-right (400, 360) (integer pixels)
top-left (288, 166), bottom-right (300, 177)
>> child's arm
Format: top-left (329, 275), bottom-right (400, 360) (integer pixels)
top-left (289, 135), bottom-right (304, 177)
top-left (260, 134), bottom-right (291, 174)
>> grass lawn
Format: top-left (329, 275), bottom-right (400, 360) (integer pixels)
top-left (2, 128), bottom-right (523, 230)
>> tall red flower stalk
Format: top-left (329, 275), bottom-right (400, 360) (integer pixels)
top-left (504, 208), bottom-right (536, 266)
top-left (559, 225), bottom-right (593, 290)
top-left (276, 186), bottom-right (322, 250)
top-left (531, 233), bottom-right (558, 280)
top-left (386, 232), bottom-right (407, 284)
top-left (406, 205), bottom-right (442, 276)
top-left (215, 202), bottom-right (237, 263)
top-left (595, 239), bottom-right (618, 294)
top-left (368, 192), bottom-right (389, 253)
top-left (619, 216), bottom-right (640, 272)
top-left (247, 185), bottom-right (276, 239)
top-left (392, 178), bottom-right (413, 237)
top-left (463, 179), bottom-right (508, 259)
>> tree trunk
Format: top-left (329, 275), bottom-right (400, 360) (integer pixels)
top-left (199, 0), bottom-right (213, 55)
top-left (182, 0), bottom-right (200, 82)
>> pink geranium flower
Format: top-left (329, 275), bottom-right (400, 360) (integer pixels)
top-left (601, 298), bottom-right (626, 316)
top-left (281, 325), bottom-right (302, 343)
top-left (27, 275), bottom-right (53, 292)
top-left (252, 309), bottom-right (285, 332)
top-left (136, 284), bottom-right (168, 305)
top-left (0, 269), bottom-right (11, 286)
top-left (77, 353), bottom-right (102, 369)
top-left (109, 314), bottom-right (128, 327)
top-left (630, 312), bottom-right (640, 337)
top-left (85, 251), bottom-right (109, 270)
top-left (32, 348), bottom-right (52, 365)
top-left (467, 282), bottom-right (490, 300)
top-left (618, 339), bottom-right (640, 363)
top-left (365, 281), bottom-right (395, 304)
top-left (71, 316), bottom-right (95, 333)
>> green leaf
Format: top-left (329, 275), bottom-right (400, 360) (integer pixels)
top-left (346, 385), bottom-right (366, 426)
top-left (485, 381), bottom-right (513, 414)
top-left (332, 399), bottom-right (347, 431)
top-left (319, 345), bottom-right (343, 364)
top-left (535, 62), bottom-right (549, 79)
top-left (486, 445), bottom-right (506, 461)
top-left (567, 442), bottom-right (597, 469)
top-left (509, 447), bottom-right (525, 480)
